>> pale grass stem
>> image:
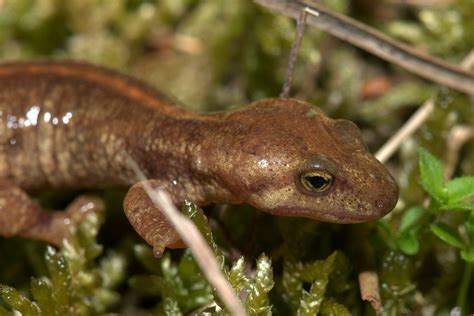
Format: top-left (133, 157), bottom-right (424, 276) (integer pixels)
top-left (375, 51), bottom-right (474, 163)
top-left (125, 154), bottom-right (247, 316)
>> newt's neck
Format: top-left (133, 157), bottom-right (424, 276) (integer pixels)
top-left (122, 112), bottom-right (238, 205)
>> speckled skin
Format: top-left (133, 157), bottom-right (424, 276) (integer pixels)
top-left (0, 60), bottom-right (398, 253)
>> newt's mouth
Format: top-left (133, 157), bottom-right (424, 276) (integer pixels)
top-left (265, 206), bottom-right (391, 224)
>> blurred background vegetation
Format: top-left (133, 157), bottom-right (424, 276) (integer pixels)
top-left (0, 0), bottom-right (473, 315)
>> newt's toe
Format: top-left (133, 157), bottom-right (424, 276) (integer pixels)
top-left (65, 195), bottom-right (105, 224)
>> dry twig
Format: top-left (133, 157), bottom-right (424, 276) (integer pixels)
top-left (255, 0), bottom-right (474, 95)
top-left (387, 0), bottom-right (455, 6)
top-left (376, 51), bottom-right (474, 163)
top-left (359, 271), bottom-right (381, 313)
top-left (375, 98), bottom-right (434, 163)
top-left (281, 9), bottom-right (307, 98)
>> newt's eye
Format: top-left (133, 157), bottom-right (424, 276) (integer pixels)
top-left (299, 170), bottom-right (333, 193)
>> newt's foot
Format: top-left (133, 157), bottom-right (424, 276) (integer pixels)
top-left (65, 195), bottom-right (105, 225)
top-left (152, 238), bottom-right (186, 257)
top-left (153, 244), bottom-right (165, 258)
top-left (124, 180), bottom-right (185, 257)
top-left (22, 195), bottom-right (105, 246)
top-left (1, 179), bottom-right (105, 245)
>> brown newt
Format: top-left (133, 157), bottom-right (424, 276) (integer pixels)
top-left (0, 60), bottom-right (398, 254)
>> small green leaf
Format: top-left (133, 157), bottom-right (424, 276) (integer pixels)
top-left (282, 261), bottom-right (304, 311)
top-left (181, 200), bottom-right (213, 246)
top-left (419, 148), bottom-right (446, 203)
top-left (45, 246), bottom-right (71, 313)
top-left (373, 220), bottom-right (396, 250)
top-left (296, 252), bottom-right (338, 316)
top-left (440, 203), bottom-right (474, 212)
top-left (446, 176), bottom-right (474, 204)
top-left (246, 254), bottom-right (274, 315)
top-left (99, 251), bottom-right (127, 288)
top-left (254, 255), bottom-right (274, 293)
top-left (395, 207), bottom-right (429, 255)
top-left (466, 213), bottom-right (474, 236)
top-left (181, 200), bottom-right (225, 264)
top-left (370, 231), bottom-right (397, 250)
top-left (320, 297), bottom-right (351, 316)
top-left (0, 285), bottom-right (41, 316)
top-left (30, 278), bottom-right (56, 316)
top-left (228, 257), bottom-right (248, 294)
top-left (297, 287), bottom-right (321, 316)
top-left (460, 249), bottom-right (474, 263)
top-left (177, 250), bottom-right (213, 311)
top-left (398, 207), bottom-right (427, 234)
top-left (430, 223), bottom-right (464, 249)
top-left (396, 232), bottom-right (420, 255)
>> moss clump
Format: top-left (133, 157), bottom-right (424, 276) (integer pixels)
top-left (1, 199), bottom-right (356, 315)
top-left (127, 201), bottom-right (355, 315)
top-left (1, 212), bottom-right (127, 315)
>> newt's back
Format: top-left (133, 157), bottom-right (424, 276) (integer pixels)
top-left (0, 61), bottom-right (181, 189)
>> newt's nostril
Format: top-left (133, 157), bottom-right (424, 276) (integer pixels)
top-left (375, 198), bottom-right (386, 210)
top-left (374, 187), bottom-right (398, 216)
top-left (373, 194), bottom-right (395, 218)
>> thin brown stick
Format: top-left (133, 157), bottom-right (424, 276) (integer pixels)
top-left (126, 156), bottom-right (247, 316)
top-left (255, 0), bottom-right (474, 95)
top-left (375, 51), bottom-right (474, 163)
top-left (387, 0), bottom-right (455, 6)
top-left (281, 9), bottom-right (308, 98)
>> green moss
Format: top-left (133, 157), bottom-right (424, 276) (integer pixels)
top-left (281, 252), bottom-right (351, 315)
top-left (246, 254), bottom-right (274, 315)
top-left (1, 212), bottom-right (126, 315)
top-left (128, 202), bottom-right (352, 315)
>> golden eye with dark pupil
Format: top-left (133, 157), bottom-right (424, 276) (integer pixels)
top-left (300, 171), bottom-right (333, 192)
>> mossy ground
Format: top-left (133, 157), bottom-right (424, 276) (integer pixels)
top-left (0, 0), bottom-right (473, 315)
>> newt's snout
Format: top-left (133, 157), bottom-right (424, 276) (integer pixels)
top-left (371, 173), bottom-right (399, 219)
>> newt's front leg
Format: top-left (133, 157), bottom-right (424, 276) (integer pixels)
top-left (124, 180), bottom-right (188, 257)
top-left (0, 180), bottom-right (104, 245)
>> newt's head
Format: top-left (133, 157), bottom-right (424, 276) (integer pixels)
top-left (213, 98), bottom-right (398, 223)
